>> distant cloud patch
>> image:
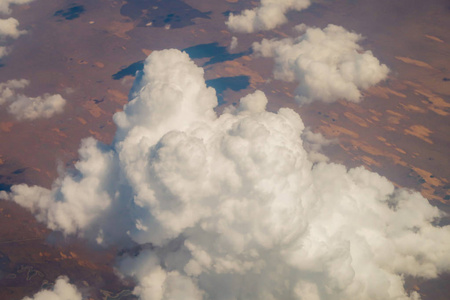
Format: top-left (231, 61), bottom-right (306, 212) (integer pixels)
top-left (226, 0), bottom-right (311, 33)
top-left (0, 45), bottom-right (10, 58)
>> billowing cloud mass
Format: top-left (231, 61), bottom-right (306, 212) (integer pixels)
top-left (22, 276), bottom-right (82, 300)
top-left (2, 50), bottom-right (450, 300)
top-left (253, 24), bottom-right (390, 104)
top-left (0, 79), bottom-right (66, 120)
top-left (226, 0), bottom-right (311, 33)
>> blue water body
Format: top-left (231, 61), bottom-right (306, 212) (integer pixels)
top-left (205, 50), bottom-right (251, 66)
top-left (112, 61), bottom-right (144, 80)
top-left (206, 76), bottom-right (250, 105)
top-left (222, 11), bottom-right (232, 17)
top-left (12, 168), bottom-right (26, 175)
top-left (182, 42), bottom-right (252, 66)
top-left (0, 183), bottom-right (11, 192)
top-left (54, 5), bottom-right (85, 20)
top-left (0, 251), bottom-right (12, 272)
top-left (113, 67), bottom-right (249, 106)
top-left (183, 43), bottom-right (226, 59)
top-left (112, 43), bottom-right (251, 80)
top-left (120, 0), bottom-right (210, 28)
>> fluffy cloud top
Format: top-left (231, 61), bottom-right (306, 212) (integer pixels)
top-left (2, 50), bottom-right (449, 300)
top-left (253, 24), bottom-right (390, 104)
top-left (22, 276), bottom-right (82, 300)
top-left (0, 79), bottom-right (66, 120)
top-left (226, 0), bottom-right (311, 33)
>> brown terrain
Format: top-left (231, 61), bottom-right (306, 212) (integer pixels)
top-left (0, 0), bottom-right (449, 299)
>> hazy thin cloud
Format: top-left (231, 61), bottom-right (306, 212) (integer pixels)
top-left (0, 45), bottom-right (10, 57)
top-left (0, 0), bottom-right (34, 15)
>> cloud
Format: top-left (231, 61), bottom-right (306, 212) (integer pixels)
top-left (0, 0), bottom-right (33, 15)
top-left (302, 128), bottom-right (336, 162)
top-left (22, 276), bottom-right (82, 300)
top-left (0, 78), bottom-right (28, 104)
top-left (0, 0), bottom-right (34, 58)
top-left (226, 0), bottom-right (311, 33)
top-left (0, 79), bottom-right (66, 120)
top-left (2, 50), bottom-right (450, 300)
top-left (0, 17), bottom-right (25, 39)
top-left (0, 45), bottom-right (10, 57)
top-left (229, 36), bottom-right (238, 51)
top-left (253, 24), bottom-right (390, 104)
top-left (8, 93), bottom-right (66, 120)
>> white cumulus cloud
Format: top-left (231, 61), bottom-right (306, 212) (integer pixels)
top-left (0, 17), bottom-right (25, 39)
top-left (226, 0), bottom-right (311, 33)
top-left (0, 79), bottom-right (66, 120)
top-left (22, 276), bottom-right (82, 300)
top-left (253, 24), bottom-right (390, 104)
top-left (8, 93), bottom-right (66, 120)
top-left (2, 50), bottom-right (449, 300)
